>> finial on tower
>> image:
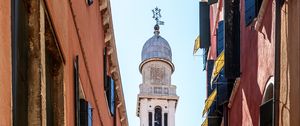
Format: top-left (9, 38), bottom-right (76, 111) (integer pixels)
top-left (152, 7), bottom-right (164, 35)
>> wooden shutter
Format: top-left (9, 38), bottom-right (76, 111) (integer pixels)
top-left (80, 99), bottom-right (93, 126)
top-left (224, 0), bottom-right (240, 79)
top-left (88, 103), bottom-right (92, 126)
top-left (217, 21), bottom-right (224, 56)
top-left (80, 99), bottom-right (88, 126)
top-left (245, 0), bottom-right (256, 25)
top-left (74, 56), bottom-right (80, 126)
top-left (103, 47), bottom-right (108, 91)
top-left (207, 60), bottom-right (215, 97)
top-left (199, 2), bottom-right (210, 49)
top-left (110, 77), bottom-right (115, 116)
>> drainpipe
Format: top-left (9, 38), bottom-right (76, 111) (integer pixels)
top-left (274, 0), bottom-right (282, 126)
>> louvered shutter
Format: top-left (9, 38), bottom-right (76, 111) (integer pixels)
top-left (199, 2), bottom-right (210, 49)
top-left (245, 0), bottom-right (256, 25)
top-left (110, 78), bottom-right (115, 116)
top-left (217, 21), bottom-right (224, 56)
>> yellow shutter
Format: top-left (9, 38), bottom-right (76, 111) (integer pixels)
top-left (202, 89), bottom-right (217, 116)
top-left (193, 36), bottom-right (200, 54)
top-left (210, 51), bottom-right (224, 85)
top-left (201, 118), bottom-right (208, 126)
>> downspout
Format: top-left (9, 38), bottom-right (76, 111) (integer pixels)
top-left (274, 0), bottom-right (282, 126)
top-left (11, 0), bottom-right (18, 125)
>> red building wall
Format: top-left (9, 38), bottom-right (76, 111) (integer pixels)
top-left (207, 0), bottom-right (275, 125)
top-left (228, 0), bottom-right (275, 126)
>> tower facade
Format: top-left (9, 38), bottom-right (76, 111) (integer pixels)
top-left (136, 7), bottom-right (179, 126)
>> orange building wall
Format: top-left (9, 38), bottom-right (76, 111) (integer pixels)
top-left (44, 0), bottom-right (114, 125)
top-left (0, 0), bottom-right (12, 125)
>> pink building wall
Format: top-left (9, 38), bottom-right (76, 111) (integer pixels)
top-left (208, 0), bottom-right (275, 125)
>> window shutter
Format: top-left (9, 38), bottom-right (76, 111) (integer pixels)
top-left (80, 99), bottom-right (93, 126)
top-left (224, 0), bottom-right (240, 79)
top-left (216, 69), bottom-right (228, 105)
top-left (260, 99), bottom-right (273, 126)
top-left (199, 2), bottom-right (210, 49)
top-left (110, 78), bottom-right (115, 116)
top-left (103, 47), bottom-right (108, 90)
top-left (80, 99), bottom-right (88, 126)
top-left (207, 60), bottom-right (215, 97)
top-left (217, 21), bottom-right (224, 56)
top-left (88, 103), bottom-right (92, 126)
top-left (245, 0), bottom-right (256, 26)
top-left (74, 56), bottom-right (80, 126)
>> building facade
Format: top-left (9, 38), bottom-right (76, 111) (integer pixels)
top-left (0, 0), bottom-right (128, 125)
top-left (197, 0), bottom-right (299, 126)
top-left (277, 0), bottom-right (300, 125)
top-left (136, 13), bottom-right (179, 126)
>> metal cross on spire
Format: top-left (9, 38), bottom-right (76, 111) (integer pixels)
top-left (152, 7), bottom-right (165, 26)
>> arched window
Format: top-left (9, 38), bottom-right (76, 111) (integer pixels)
top-left (260, 77), bottom-right (274, 126)
top-left (154, 106), bottom-right (162, 126)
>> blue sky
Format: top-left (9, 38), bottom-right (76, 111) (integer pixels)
top-left (110, 0), bottom-right (206, 125)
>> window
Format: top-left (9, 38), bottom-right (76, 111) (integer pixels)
top-left (104, 47), bottom-right (115, 116)
top-left (45, 18), bottom-right (65, 126)
top-left (74, 56), bottom-right (80, 126)
top-left (164, 113), bottom-right (168, 126)
top-left (80, 99), bottom-right (93, 126)
top-left (245, 0), bottom-right (263, 26)
top-left (154, 106), bottom-right (162, 126)
top-left (260, 77), bottom-right (274, 126)
top-left (149, 112), bottom-right (153, 126)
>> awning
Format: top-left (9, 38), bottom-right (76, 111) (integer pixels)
top-left (202, 89), bottom-right (217, 116)
top-left (201, 118), bottom-right (208, 126)
top-left (210, 51), bottom-right (224, 85)
top-left (193, 36), bottom-right (200, 54)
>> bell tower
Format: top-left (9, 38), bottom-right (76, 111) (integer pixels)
top-left (136, 7), bottom-right (179, 126)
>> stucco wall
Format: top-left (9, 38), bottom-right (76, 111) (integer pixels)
top-left (279, 0), bottom-right (300, 125)
top-left (228, 0), bottom-right (275, 126)
top-left (44, 0), bottom-right (113, 125)
top-left (0, 0), bottom-right (12, 125)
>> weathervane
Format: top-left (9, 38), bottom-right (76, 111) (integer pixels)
top-left (152, 7), bottom-right (164, 25)
top-left (152, 7), bottom-right (164, 35)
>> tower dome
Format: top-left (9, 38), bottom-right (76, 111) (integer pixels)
top-left (141, 34), bottom-right (172, 62)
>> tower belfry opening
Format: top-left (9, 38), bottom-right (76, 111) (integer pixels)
top-left (136, 7), bottom-right (179, 126)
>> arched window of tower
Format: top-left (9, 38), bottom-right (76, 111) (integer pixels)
top-left (154, 106), bottom-right (162, 126)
